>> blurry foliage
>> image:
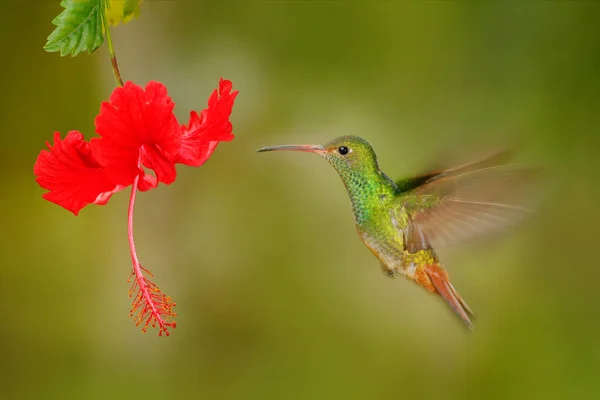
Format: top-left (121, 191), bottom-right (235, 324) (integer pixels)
top-left (105, 0), bottom-right (140, 26)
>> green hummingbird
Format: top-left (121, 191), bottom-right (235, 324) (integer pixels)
top-left (258, 136), bottom-right (536, 329)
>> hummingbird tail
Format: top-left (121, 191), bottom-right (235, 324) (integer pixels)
top-left (418, 264), bottom-right (475, 330)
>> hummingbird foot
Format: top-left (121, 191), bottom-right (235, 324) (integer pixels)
top-left (381, 262), bottom-right (402, 278)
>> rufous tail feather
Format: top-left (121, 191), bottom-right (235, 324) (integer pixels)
top-left (416, 264), bottom-right (475, 330)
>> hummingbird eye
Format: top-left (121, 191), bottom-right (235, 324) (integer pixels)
top-left (338, 146), bottom-right (349, 155)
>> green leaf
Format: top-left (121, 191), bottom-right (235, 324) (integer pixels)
top-left (44, 0), bottom-right (104, 57)
top-left (105, 0), bottom-right (141, 26)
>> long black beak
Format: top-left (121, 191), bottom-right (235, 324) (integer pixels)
top-left (257, 144), bottom-right (325, 153)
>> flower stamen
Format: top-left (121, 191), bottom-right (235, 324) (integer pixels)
top-left (126, 154), bottom-right (176, 336)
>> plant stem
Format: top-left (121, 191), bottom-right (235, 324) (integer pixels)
top-left (127, 163), bottom-right (143, 290)
top-left (101, 0), bottom-right (124, 87)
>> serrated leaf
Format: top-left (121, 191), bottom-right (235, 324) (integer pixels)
top-left (105, 0), bottom-right (141, 26)
top-left (44, 0), bottom-right (104, 57)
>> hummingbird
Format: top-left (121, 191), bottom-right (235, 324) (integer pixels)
top-left (258, 136), bottom-right (537, 329)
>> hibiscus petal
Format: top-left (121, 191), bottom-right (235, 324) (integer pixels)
top-left (90, 134), bottom-right (140, 187)
top-left (34, 131), bottom-right (122, 215)
top-left (176, 78), bottom-right (238, 167)
top-left (92, 81), bottom-right (182, 186)
top-left (140, 144), bottom-right (177, 188)
top-left (94, 185), bottom-right (127, 205)
top-left (137, 172), bottom-right (158, 192)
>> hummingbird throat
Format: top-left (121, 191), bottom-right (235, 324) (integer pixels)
top-left (336, 167), bottom-right (396, 226)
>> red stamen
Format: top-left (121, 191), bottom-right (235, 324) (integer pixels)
top-left (127, 154), bottom-right (176, 336)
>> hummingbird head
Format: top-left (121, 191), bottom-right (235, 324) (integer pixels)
top-left (257, 135), bottom-right (381, 178)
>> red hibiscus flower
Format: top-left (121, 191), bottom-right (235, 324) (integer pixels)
top-left (34, 78), bottom-right (238, 336)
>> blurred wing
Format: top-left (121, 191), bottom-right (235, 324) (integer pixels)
top-left (397, 163), bottom-right (539, 252)
top-left (395, 147), bottom-right (517, 194)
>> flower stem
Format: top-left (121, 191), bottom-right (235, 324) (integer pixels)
top-left (127, 166), bottom-right (143, 287)
top-left (101, 0), bottom-right (124, 87)
top-left (127, 155), bottom-right (176, 336)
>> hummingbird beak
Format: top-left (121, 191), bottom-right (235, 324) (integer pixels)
top-left (256, 144), bottom-right (326, 154)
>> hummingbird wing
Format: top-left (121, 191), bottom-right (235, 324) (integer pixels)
top-left (394, 157), bottom-right (539, 252)
top-left (395, 147), bottom-right (517, 193)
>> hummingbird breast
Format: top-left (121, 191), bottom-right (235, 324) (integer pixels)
top-left (339, 168), bottom-right (406, 275)
top-left (353, 194), bottom-right (406, 276)
top-left (361, 233), bottom-right (405, 275)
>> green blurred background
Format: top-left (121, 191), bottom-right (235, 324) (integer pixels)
top-left (2, 1), bottom-right (600, 399)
